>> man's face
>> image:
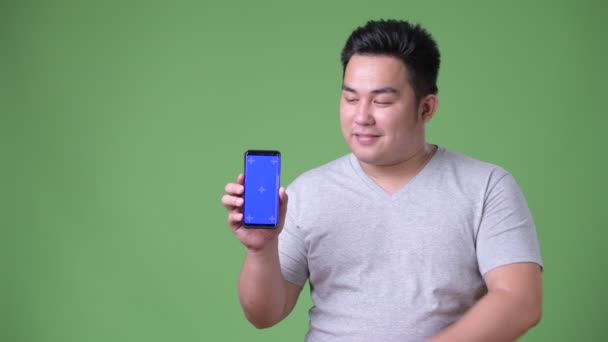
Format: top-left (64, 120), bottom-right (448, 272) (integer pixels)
top-left (340, 54), bottom-right (433, 166)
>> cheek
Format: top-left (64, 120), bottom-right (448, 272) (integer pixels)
top-left (339, 103), bottom-right (352, 125)
top-left (375, 109), bottom-right (405, 127)
top-left (376, 109), bottom-right (415, 136)
top-left (339, 114), bottom-right (350, 136)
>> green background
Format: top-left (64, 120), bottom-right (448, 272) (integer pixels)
top-left (2, 0), bottom-right (606, 341)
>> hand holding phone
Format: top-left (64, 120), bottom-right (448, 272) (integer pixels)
top-left (221, 150), bottom-right (287, 250)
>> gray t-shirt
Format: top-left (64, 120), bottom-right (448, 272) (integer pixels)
top-left (279, 146), bottom-right (543, 342)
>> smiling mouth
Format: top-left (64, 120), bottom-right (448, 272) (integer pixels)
top-left (353, 133), bottom-right (382, 145)
top-left (353, 133), bottom-right (382, 138)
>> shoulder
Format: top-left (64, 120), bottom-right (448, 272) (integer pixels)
top-left (430, 147), bottom-right (516, 198)
top-left (439, 147), bottom-right (506, 174)
top-left (439, 147), bottom-right (510, 179)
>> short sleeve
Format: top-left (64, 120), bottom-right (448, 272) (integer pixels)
top-left (476, 173), bottom-right (543, 275)
top-left (278, 186), bottom-right (309, 288)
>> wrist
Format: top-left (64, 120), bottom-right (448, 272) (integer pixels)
top-left (245, 237), bottom-right (279, 256)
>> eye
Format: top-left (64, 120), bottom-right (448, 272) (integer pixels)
top-left (373, 99), bottom-right (393, 106)
top-left (344, 97), bottom-right (359, 103)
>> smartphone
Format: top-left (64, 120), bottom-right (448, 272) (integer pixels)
top-left (243, 150), bottom-right (281, 228)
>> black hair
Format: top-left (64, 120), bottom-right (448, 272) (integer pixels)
top-left (340, 19), bottom-right (441, 101)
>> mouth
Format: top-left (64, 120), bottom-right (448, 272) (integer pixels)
top-left (353, 132), bottom-right (382, 145)
top-left (353, 131), bottom-right (382, 138)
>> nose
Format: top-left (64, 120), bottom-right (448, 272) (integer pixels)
top-left (354, 101), bottom-right (375, 126)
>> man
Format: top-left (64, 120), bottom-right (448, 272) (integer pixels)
top-left (222, 19), bottom-right (543, 341)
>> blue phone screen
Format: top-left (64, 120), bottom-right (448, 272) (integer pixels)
top-left (243, 153), bottom-right (280, 226)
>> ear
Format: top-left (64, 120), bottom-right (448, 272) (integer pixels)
top-left (418, 94), bottom-right (438, 124)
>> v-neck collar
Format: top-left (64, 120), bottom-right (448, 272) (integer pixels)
top-left (348, 145), bottom-right (445, 201)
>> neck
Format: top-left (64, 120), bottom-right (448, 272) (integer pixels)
top-left (359, 143), bottom-right (437, 194)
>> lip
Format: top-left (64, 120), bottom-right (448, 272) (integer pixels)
top-left (353, 133), bottom-right (382, 145)
top-left (353, 132), bottom-right (382, 138)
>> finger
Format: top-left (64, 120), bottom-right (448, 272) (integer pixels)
top-left (279, 187), bottom-right (288, 207)
top-left (221, 194), bottom-right (243, 210)
top-left (237, 173), bottom-right (244, 185)
top-left (224, 182), bottom-right (244, 195)
top-left (228, 212), bottom-right (243, 229)
top-left (278, 187), bottom-right (288, 226)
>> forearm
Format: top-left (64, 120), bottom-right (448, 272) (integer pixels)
top-left (429, 289), bottom-right (542, 342)
top-left (238, 238), bottom-right (288, 328)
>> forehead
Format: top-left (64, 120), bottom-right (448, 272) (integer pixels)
top-left (343, 54), bottom-right (409, 91)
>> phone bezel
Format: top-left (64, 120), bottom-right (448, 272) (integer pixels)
top-left (243, 150), bottom-right (281, 229)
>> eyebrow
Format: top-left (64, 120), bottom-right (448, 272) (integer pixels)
top-left (341, 85), bottom-right (399, 95)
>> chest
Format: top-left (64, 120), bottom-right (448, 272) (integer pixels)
top-left (303, 194), bottom-right (482, 289)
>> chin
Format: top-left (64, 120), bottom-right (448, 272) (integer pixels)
top-left (351, 147), bottom-right (385, 165)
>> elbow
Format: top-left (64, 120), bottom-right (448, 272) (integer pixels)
top-left (518, 294), bottom-right (542, 332)
top-left (239, 299), bottom-right (286, 329)
top-left (246, 314), bottom-right (280, 329)
top-left (238, 293), bottom-right (285, 329)
top-left (251, 321), bottom-right (276, 330)
top-left (242, 307), bottom-right (284, 329)
top-left (498, 288), bottom-right (543, 333)
top-left (526, 303), bottom-right (542, 329)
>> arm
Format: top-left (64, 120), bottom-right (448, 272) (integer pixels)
top-left (238, 239), bottom-right (302, 328)
top-left (222, 174), bottom-right (302, 328)
top-left (429, 262), bottom-right (542, 342)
